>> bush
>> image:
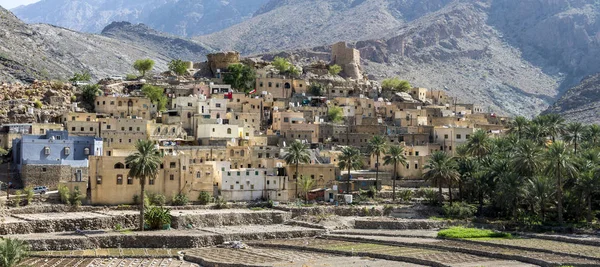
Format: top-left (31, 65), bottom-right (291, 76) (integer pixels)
top-left (383, 204), bottom-right (394, 216)
top-left (126, 74), bottom-right (138, 81)
top-left (443, 202), bottom-right (476, 219)
top-left (171, 193), bottom-right (189, 206)
top-left (214, 198), bottom-right (230, 210)
top-left (418, 188), bottom-right (439, 205)
top-left (133, 194), bottom-right (151, 207)
top-left (397, 190), bottom-right (414, 202)
top-left (23, 187), bottom-right (34, 206)
top-left (328, 64), bottom-right (342, 75)
top-left (58, 185), bottom-right (70, 205)
top-left (197, 192), bottom-right (211, 205)
top-left (144, 206), bottom-right (171, 230)
top-left (70, 188), bottom-right (83, 207)
top-left (33, 100), bottom-right (43, 109)
top-left (70, 95), bottom-right (77, 102)
top-left (50, 81), bottom-right (64, 90)
top-left (0, 238), bottom-right (30, 267)
top-left (437, 227), bottom-right (512, 239)
top-left (148, 193), bottom-right (166, 206)
top-left (13, 190), bottom-right (22, 207)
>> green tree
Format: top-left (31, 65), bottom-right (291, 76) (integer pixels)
top-left (544, 141), bottom-right (577, 224)
top-left (309, 84), bottom-right (324, 96)
top-left (338, 147), bottom-right (363, 194)
top-left (272, 57), bottom-right (292, 73)
top-left (0, 238), bottom-right (29, 267)
top-left (81, 84), bottom-right (102, 109)
top-left (512, 140), bottom-right (543, 178)
top-left (168, 59), bottom-right (188, 76)
top-left (509, 116), bottom-right (529, 139)
top-left (563, 122), bottom-right (584, 154)
top-left (284, 140), bottom-right (311, 200)
top-left (133, 59), bottom-right (155, 77)
top-left (327, 106), bottom-right (343, 123)
top-left (381, 78), bottom-right (411, 93)
top-left (141, 84), bottom-right (167, 111)
top-left (69, 72), bottom-right (91, 82)
top-left (383, 145), bottom-right (408, 201)
top-left (576, 168), bottom-right (600, 223)
top-left (126, 140), bottom-right (163, 231)
top-left (328, 64), bottom-right (342, 76)
top-left (223, 63), bottom-right (256, 93)
top-left (465, 129), bottom-right (491, 160)
top-left (367, 136), bottom-right (387, 194)
top-left (526, 176), bottom-right (555, 222)
top-left (424, 151), bottom-right (460, 204)
top-left (297, 175), bottom-right (316, 204)
top-left (583, 124), bottom-right (600, 148)
top-left (533, 113), bottom-right (564, 142)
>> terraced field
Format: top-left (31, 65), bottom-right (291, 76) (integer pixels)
top-left (19, 257), bottom-right (197, 267)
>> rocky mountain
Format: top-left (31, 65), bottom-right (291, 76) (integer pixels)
top-left (0, 6), bottom-right (210, 82)
top-left (546, 73), bottom-right (600, 124)
top-left (11, 0), bottom-right (270, 37)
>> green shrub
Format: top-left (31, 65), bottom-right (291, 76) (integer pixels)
top-left (197, 192), bottom-right (211, 205)
top-left (418, 188), bottom-right (439, 205)
top-left (33, 100), bottom-right (43, 109)
top-left (443, 202), bottom-right (476, 219)
top-left (171, 193), bottom-right (189, 206)
top-left (144, 206), bottom-right (171, 230)
top-left (383, 204), bottom-right (394, 216)
top-left (70, 188), bottom-right (83, 207)
top-left (149, 193), bottom-right (166, 206)
top-left (23, 186), bottom-right (34, 206)
top-left (13, 190), bottom-right (22, 207)
top-left (114, 223), bottom-right (123, 231)
top-left (133, 193), bottom-right (151, 207)
top-left (397, 189), bottom-right (414, 202)
top-left (437, 227), bottom-right (512, 239)
top-left (58, 185), bottom-right (70, 205)
top-left (70, 95), bottom-right (77, 102)
top-left (126, 74), bottom-right (138, 81)
top-left (133, 195), bottom-right (139, 205)
top-left (214, 198), bottom-right (230, 210)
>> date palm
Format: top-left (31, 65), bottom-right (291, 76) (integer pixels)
top-left (0, 238), bottom-right (29, 267)
top-left (563, 122), bottom-right (584, 154)
top-left (284, 140), bottom-right (311, 199)
top-left (297, 175), bottom-right (316, 204)
top-left (465, 129), bottom-right (491, 161)
top-left (383, 145), bottom-right (407, 201)
top-left (534, 113), bottom-right (564, 142)
top-left (583, 124), bottom-right (600, 148)
top-left (544, 141), bottom-right (577, 224)
top-left (424, 151), bottom-right (459, 204)
top-left (126, 140), bottom-right (163, 231)
top-left (338, 146), bottom-right (363, 194)
top-left (512, 140), bottom-right (543, 177)
top-left (526, 176), bottom-right (555, 222)
top-left (367, 136), bottom-right (387, 193)
top-left (509, 116), bottom-right (529, 139)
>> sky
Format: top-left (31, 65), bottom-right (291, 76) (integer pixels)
top-left (0, 0), bottom-right (40, 9)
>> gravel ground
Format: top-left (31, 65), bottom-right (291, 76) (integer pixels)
top-left (20, 257), bottom-right (198, 267)
top-left (473, 237), bottom-right (600, 258)
top-left (332, 229), bottom-right (439, 238)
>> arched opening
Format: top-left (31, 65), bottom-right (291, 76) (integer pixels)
top-left (196, 172), bottom-right (201, 179)
top-left (118, 101), bottom-right (123, 107)
top-left (227, 128), bottom-right (232, 134)
top-left (284, 83), bottom-right (291, 89)
top-left (114, 162), bottom-right (125, 169)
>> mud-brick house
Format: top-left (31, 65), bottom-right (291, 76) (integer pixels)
top-left (12, 130), bottom-right (103, 188)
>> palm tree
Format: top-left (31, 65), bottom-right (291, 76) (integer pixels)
top-left (535, 114), bottom-right (565, 141)
top-left (512, 140), bottom-right (543, 177)
top-left (544, 141), bottom-right (577, 224)
top-left (509, 116), bottom-right (529, 139)
top-left (465, 129), bottom-right (491, 161)
top-left (424, 151), bottom-right (460, 204)
top-left (284, 140), bottom-right (311, 199)
top-left (0, 238), bottom-right (29, 267)
top-left (583, 124), bottom-right (600, 148)
top-left (576, 169), bottom-right (600, 223)
top-left (563, 122), bottom-right (584, 154)
top-left (526, 176), bottom-right (555, 222)
top-left (126, 140), bottom-right (163, 231)
top-left (367, 135), bottom-right (387, 193)
top-left (297, 175), bottom-right (316, 204)
top-left (383, 145), bottom-right (407, 201)
top-left (525, 123), bottom-right (547, 146)
top-left (338, 146), bottom-right (363, 194)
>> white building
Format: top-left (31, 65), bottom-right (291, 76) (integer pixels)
top-left (220, 167), bottom-right (288, 202)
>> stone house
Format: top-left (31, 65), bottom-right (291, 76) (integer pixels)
top-left (95, 96), bottom-right (156, 120)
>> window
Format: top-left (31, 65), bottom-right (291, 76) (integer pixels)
top-left (444, 134), bottom-right (449, 139)
top-left (129, 127), bottom-right (133, 131)
top-left (255, 171), bottom-right (259, 175)
top-left (110, 101), bottom-right (114, 105)
top-left (42, 167), bottom-right (47, 172)
top-left (188, 102), bottom-right (193, 107)
top-left (260, 82), bottom-right (263, 87)
top-left (170, 174), bottom-right (174, 181)
top-left (114, 162), bottom-right (125, 169)
top-left (466, 134), bottom-right (471, 139)
top-left (456, 134), bottom-right (461, 139)
top-left (71, 127), bottom-right (76, 131)
top-left (170, 162), bottom-right (176, 168)
top-left (97, 176), bottom-right (102, 184)
top-left (267, 180), bottom-right (270, 185)
top-left (415, 151), bottom-right (419, 156)
top-left (196, 172), bottom-right (201, 178)
top-left (117, 175), bottom-right (123, 185)
top-left (216, 103), bottom-right (221, 108)
top-left (81, 127), bottom-right (84, 131)
top-left (107, 125), bottom-right (111, 130)
top-left (251, 185), bottom-right (254, 190)
top-left (90, 127), bottom-right (94, 132)
top-left (237, 171), bottom-right (241, 176)
top-left (230, 185), bottom-right (234, 189)
top-left (118, 101), bottom-right (122, 107)
top-left (240, 185), bottom-right (244, 190)
top-left (64, 147), bottom-right (70, 156)
top-left (44, 146), bottom-right (50, 155)
top-left (283, 118), bottom-right (289, 123)
top-left (127, 176), bottom-right (133, 185)
top-left (227, 128), bottom-right (232, 134)
top-left (268, 82), bottom-right (272, 87)
top-left (149, 179), bottom-right (155, 185)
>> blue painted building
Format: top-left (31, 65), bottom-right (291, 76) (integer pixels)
top-left (12, 130), bottom-right (103, 188)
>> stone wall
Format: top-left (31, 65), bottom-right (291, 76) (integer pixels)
top-left (171, 210), bottom-right (290, 228)
top-left (206, 51), bottom-right (240, 76)
top-left (21, 164), bottom-right (88, 188)
top-left (275, 206), bottom-right (385, 217)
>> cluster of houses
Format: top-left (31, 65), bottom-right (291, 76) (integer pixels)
top-left (3, 43), bottom-right (510, 205)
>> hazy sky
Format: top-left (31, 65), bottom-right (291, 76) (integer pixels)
top-left (0, 0), bottom-right (40, 9)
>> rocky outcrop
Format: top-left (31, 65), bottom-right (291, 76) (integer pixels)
top-left (0, 81), bottom-right (75, 124)
top-left (546, 73), bottom-right (600, 124)
top-left (206, 52), bottom-right (240, 76)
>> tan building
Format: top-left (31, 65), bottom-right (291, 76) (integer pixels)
top-left (89, 154), bottom-right (216, 205)
top-left (256, 72), bottom-right (308, 98)
top-left (285, 163), bottom-right (339, 200)
top-left (95, 96), bottom-right (155, 120)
